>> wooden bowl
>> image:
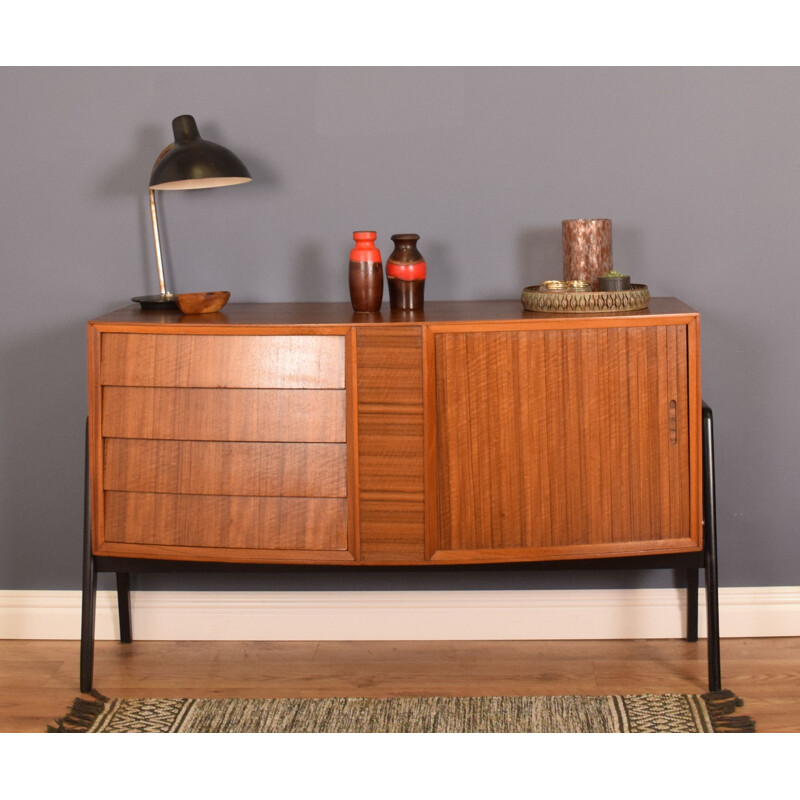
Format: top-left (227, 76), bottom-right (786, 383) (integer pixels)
top-left (176, 291), bottom-right (230, 314)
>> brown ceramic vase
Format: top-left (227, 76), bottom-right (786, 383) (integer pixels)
top-left (386, 233), bottom-right (426, 311)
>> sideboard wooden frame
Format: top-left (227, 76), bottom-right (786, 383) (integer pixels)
top-left (80, 404), bottom-right (720, 694)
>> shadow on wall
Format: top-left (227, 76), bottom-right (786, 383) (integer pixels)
top-left (609, 224), bottom-right (646, 287)
top-left (517, 222), bottom-right (648, 290)
top-left (95, 124), bottom-right (165, 291)
top-left (288, 236), bottom-right (459, 305)
top-left (292, 243), bottom-right (330, 300)
top-left (699, 304), bottom-right (777, 580)
top-left (95, 121), bottom-right (281, 299)
top-left (0, 321), bottom-right (88, 588)
top-left (128, 562), bottom-right (685, 593)
top-left (517, 225), bottom-right (562, 287)
top-left (420, 239), bottom-right (455, 301)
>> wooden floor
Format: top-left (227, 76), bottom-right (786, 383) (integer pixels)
top-left (2, 637), bottom-right (798, 732)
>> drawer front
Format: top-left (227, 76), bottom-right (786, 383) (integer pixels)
top-left (102, 387), bottom-right (346, 442)
top-left (104, 440), bottom-right (347, 498)
top-left (100, 333), bottom-right (345, 388)
top-left (93, 331), bottom-right (353, 562)
top-left (104, 493), bottom-right (348, 552)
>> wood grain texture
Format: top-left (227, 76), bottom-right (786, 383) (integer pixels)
top-left (104, 439), bottom-right (347, 498)
top-left (92, 329), bottom-right (352, 562)
top-left (5, 638), bottom-right (796, 733)
top-left (102, 387), bottom-right (346, 443)
top-left (88, 302), bottom-right (700, 566)
top-left (103, 493), bottom-right (347, 552)
top-left (87, 324), bottom-right (106, 563)
top-left (431, 325), bottom-right (693, 560)
top-left (89, 298), bottom-right (698, 329)
top-left (355, 328), bottom-right (425, 562)
top-left (100, 333), bottom-right (345, 388)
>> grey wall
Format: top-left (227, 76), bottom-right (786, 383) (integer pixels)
top-left (1, 67), bottom-right (798, 592)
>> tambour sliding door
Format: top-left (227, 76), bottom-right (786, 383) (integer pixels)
top-left (429, 322), bottom-right (694, 562)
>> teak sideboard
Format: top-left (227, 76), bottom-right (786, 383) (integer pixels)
top-left (81, 299), bottom-right (721, 692)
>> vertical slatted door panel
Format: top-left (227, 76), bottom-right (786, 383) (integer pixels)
top-left (96, 332), bottom-right (352, 562)
top-left (355, 327), bottom-right (426, 563)
top-left (432, 324), bottom-right (693, 562)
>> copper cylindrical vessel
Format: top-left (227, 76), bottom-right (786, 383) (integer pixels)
top-left (562, 219), bottom-right (612, 289)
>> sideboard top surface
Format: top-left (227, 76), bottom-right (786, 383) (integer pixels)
top-left (90, 298), bottom-right (697, 328)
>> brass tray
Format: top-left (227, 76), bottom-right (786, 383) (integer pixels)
top-left (521, 284), bottom-right (650, 313)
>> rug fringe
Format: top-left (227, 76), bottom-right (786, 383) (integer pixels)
top-left (48, 689), bottom-right (109, 733)
top-left (46, 690), bottom-right (757, 733)
top-left (701, 689), bottom-right (756, 733)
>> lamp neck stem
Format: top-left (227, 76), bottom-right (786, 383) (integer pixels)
top-left (149, 188), bottom-right (170, 297)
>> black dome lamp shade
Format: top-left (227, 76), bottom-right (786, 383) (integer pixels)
top-left (133, 114), bottom-right (252, 309)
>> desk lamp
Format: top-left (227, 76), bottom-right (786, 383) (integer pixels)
top-left (133, 114), bottom-right (252, 309)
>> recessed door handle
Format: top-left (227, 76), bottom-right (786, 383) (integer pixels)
top-left (669, 400), bottom-right (678, 445)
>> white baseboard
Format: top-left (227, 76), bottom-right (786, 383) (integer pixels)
top-left (1, 587), bottom-right (798, 641)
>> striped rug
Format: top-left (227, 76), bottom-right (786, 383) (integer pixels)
top-left (51, 689), bottom-right (754, 733)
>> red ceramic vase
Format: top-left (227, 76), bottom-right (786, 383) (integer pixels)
top-left (386, 233), bottom-right (426, 310)
top-left (348, 231), bottom-right (383, 312)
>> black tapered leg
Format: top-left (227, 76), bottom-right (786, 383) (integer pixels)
top-left (79, 418), bottom-right (96, 693)
top-left (702, 402), bottom-right (722, 692)
top-left (79, 552), bottom-right (97, 693)
top-left (116, 572), bottom-right (132, 644)
top-left (686, 568), bottom-right (699, 642)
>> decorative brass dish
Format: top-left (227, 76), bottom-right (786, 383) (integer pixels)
top-left (521, 284), bottom-right (650, 313)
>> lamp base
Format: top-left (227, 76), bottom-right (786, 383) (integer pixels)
top-left (132, 294), bottom-right (179, 310)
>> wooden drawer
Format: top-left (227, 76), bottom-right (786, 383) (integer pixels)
top-left (104, 493), bottom-right (348, 551)
top-left (91, 329), bottom-right (354, 562)
top-left (104, 440), bottom-right (347, 497)
top-left (102, 387), bottom-right (346, 442)
top-left (100, 333), bottom-right (346, 389)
